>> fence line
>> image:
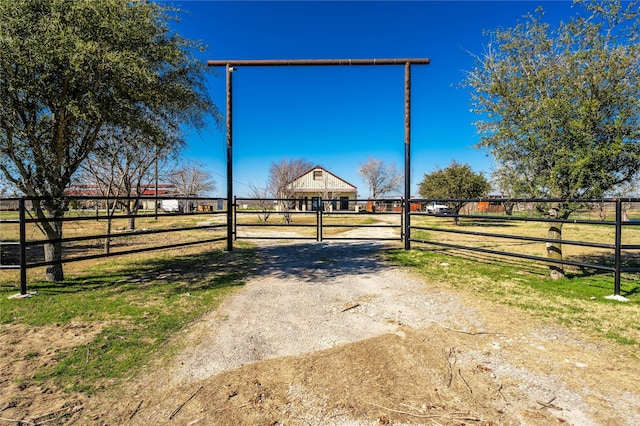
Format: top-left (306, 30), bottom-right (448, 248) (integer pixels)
top-left (2, 196), bottom-right (638, 297)
top-left (233, 197), bottom-right (404, 242)
top-left (409, 197), bottom-right (640, 297)
top-left (1, 196), bottom-right (228, 295)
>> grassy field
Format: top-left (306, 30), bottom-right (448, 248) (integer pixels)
top-left (410, 212), bottom-right (640, 269)
top-left (393, 208), bottom-right (640, 351)
top-left (1, 242), bottom-right (258, 395)
top-left (0, 209), bottom-right (227, 241)
top-left (1, 207), bottom-right (639, 403)
top-left (0, 210), bottom-right (228, 271)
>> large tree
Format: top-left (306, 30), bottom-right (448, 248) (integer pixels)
top-left (418, 161), bottom-right (490, 225)
top-left (463, 0), bottom-right (640, 278)
top-left (0, 1), bottom-right (216, 281)
top-left (358, 157), bottom-right (403, 199)
top-left (267, 158), bottom-right (314, 199)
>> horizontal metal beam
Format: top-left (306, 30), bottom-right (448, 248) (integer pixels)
top-left (207, 58), bottom-right (430, 67)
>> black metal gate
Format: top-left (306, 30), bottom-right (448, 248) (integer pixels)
top-left (234, 197), bottom-right (404, 242)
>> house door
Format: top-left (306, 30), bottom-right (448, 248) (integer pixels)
top-left (340, 197), bottom-right (349, 210)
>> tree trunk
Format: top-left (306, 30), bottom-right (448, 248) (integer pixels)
top-left (43, 219), bottom-right (64, 282)
top-left (123, 200), bottom-right (139, 231)
top-left (503, 201), bottom-right (514, 216)
top-left (546, 221), bottom-right (564, 280)
top-left (453, 207), bottom-right (460, 225)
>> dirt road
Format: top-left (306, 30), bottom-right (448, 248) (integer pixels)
top-left (84, 240), bottom-right (640, 425)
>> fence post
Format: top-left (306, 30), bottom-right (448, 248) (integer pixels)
top-left (225, 63), bottom-right (234, 252)
top-left (19, 197), bottom-right (27, 295)
top-left (400, 198), bottom-right (404, 242)
top-left (614, 198), bottom-right (622, 296)
top-left (226, 196), bottom-right (233, 251)
top-left (403, 61), bottom-right (411, 251)
top-left (317, 197), bottom-right (323, 242)
top-left (233, 196), bottom-right (237, 242)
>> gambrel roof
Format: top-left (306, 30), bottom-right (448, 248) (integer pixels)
top-left (286, 166), bottom-right (357, 192)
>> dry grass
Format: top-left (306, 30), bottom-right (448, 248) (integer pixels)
top-left (410, 213), bottom-right (640, 266)
top-left (0, 211), bottom-right (228, 286)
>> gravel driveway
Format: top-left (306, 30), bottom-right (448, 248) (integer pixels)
top-left (173, 241), bottom-right (479, 383)
top-left (100, 239), bottom-right (640, 425)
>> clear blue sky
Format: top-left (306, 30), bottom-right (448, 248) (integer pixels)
top-left (170, 0), bottom-right (577, 197)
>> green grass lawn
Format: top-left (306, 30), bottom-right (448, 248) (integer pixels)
top-left (0, 242), bottom-right (258, 394)
top-left (386, 247), bottom-right (640, 350)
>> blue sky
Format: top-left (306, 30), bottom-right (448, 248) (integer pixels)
top-left (171, 0), bottom-right (578, 197)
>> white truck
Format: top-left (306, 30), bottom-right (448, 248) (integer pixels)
top-left (160, 199), bottom-right (180, 213)
top-left (426, 202), bottom-right (451, 215)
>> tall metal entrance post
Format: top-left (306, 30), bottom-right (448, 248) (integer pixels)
top-left (207, 58), bottom-right (430, 251)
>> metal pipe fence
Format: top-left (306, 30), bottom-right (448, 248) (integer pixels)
top-left (233, 197), bottom-right (404, 242)
top-left (0, 196), bottom-right (229, 295)
top-left (3, 195), bottom-right (638, 298)
top-left (408, 197), bottom-right (640, 296)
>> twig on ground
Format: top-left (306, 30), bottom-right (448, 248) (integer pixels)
top-left (537, 396), bottom-right (562, 411)
top-left (431, 321), bottom-right (498, 335)
top-left (367, 402), bottom-right (481, 421)
top-left (30, 406), bottom-right (70, 421)
top-left (459, 368), bottom-right (473, 394)
top-left (30, 405), bottom-right (82, 425)
top-left (399, 402), bottom-right (425, 413)
top-left (444, 347), bottom-right (456, 387)
top-left (29, 405), bottom-right (81, 424)
top-left (169, 385), bottom-right (203, 419)
top-left (130, 400), bottom-right (143, 420)
top-left (497, 383), bottom-right (509, 404)
top-left (341, 303), bottom-right (360, 312)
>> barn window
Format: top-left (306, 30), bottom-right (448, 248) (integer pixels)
top-left (313, 170), bottom-right (322, 180)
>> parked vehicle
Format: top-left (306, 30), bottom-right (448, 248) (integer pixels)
top-left (426, 202), bottom-right (451, 215)
top-left (160, 199), bottom-right (180, 213)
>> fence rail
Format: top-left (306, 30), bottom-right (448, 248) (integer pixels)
top-left (1, 196), bottom-right (228, 295)
top-left (409, 197), bottom-right (640, 297)
top-left (234, 197), bottom-right (404, 242)
top-left (2, 195), bottom-right (638, 297)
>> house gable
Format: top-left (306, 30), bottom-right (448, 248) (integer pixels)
top-left (287, 166), bottom-right (357, 193)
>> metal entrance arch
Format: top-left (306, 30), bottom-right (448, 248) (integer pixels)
top-left (207, 58), bottom-right (431, 251)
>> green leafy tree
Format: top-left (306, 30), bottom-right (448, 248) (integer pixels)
top-left (418, 161), bottom-right (490, 225)
top-left (463, 0), bottom-right (640, 278)
top-left (0, 1), bottom-right (217, 281)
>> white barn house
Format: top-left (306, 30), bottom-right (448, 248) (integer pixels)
top-left (285, 166), bottom-right (357, 211)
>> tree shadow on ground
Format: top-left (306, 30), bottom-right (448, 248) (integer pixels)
top-left (252, 241), bottom-right (392, 282)
top-left (7, 247), bottom-right (258, 297)
top-left (417, 246), bottom-right (640, 297)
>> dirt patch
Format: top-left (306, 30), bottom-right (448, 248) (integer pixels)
top-left (0, 322), bottom-right (103, 421)
top-left (3, 240), bottom-right (640, 425)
